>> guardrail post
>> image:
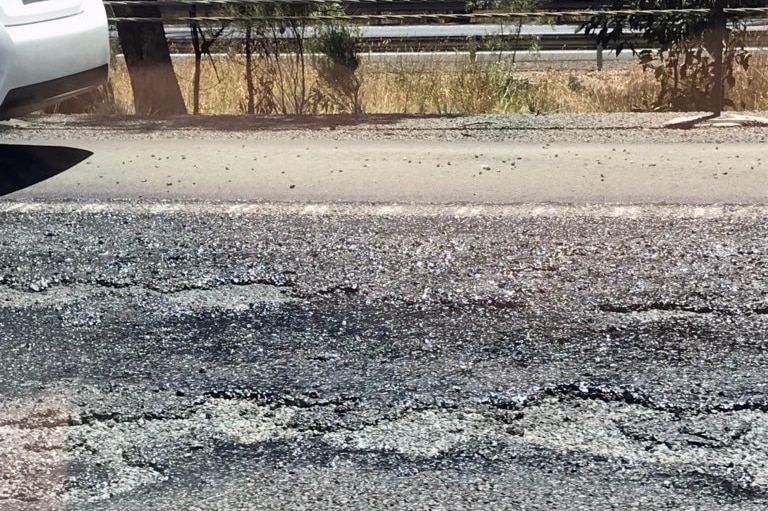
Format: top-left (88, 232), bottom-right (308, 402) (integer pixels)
top-left (596, 42), bottom-right (604, 71)
top-left (468, 35), bottom-right (479, 64)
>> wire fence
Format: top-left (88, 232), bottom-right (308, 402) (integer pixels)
top-left (104, 0), bottom-right (768, 24)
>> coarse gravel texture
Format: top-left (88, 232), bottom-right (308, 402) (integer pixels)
top-left (4, 112), bottom-right (768, 144)
top-left (1, 203), bottom-right (768, 510)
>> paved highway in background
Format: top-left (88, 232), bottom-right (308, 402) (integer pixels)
top-left (152, 23), bottom-right (768, 67)
top-left (2, 113), bottom-right (768, 510)
top-left (163, 23), bottom-right (589, 39)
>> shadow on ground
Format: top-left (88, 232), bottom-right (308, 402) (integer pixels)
top-left (0, 144), bottom-right (92, 196)
top-left (58, 113), bottom-right (462, 132)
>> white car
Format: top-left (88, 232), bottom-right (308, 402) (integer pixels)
top-left (0, 0), bottom-right (109, 119)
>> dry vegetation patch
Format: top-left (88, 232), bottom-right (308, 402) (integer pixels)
top-left (107, 54), bottom-right (768, 115)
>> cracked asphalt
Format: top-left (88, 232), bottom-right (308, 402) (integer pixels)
top-left (3, 113), bottom-right (768, 510)
top-left (0, 200), bottom-right (767, 510)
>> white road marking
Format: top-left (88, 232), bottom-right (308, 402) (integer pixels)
top-left (301, 204), bottom-right (329, 215)
top-left (0, 201), bottom-right (765, 220)
top-left (376, 205), bottom-right (403, 216)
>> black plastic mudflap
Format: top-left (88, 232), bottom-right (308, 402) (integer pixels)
top-left (0, 64), bottom-right (108, 119)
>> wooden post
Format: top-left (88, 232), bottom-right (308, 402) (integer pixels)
top-left (468, 35), bottom-right (478, 65)
top-left (596, 42), bottom-right (604, 71)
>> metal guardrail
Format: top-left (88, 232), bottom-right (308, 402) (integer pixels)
top-left (105, 2), bottom-right (768, 71)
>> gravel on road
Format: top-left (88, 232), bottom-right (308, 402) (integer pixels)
top-left (3, 112), bottom-right (768, 144)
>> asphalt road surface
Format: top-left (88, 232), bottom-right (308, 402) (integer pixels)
top-left (2, 114), bottom-right (768, 510)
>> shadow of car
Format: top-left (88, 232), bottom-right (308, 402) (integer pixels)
top-left (0, 144), bottom-right (92, 195)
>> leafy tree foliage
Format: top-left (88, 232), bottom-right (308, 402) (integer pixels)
top-left (582, 1), bottom-right (761, 111)
top-left (309, 24), bottom-right (364, 114)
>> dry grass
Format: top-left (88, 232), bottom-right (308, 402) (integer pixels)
top-left (108, 53), bottom-right (768, 115)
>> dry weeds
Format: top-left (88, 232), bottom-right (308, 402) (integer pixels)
top-left (107, 53), bottom-right (768, 115)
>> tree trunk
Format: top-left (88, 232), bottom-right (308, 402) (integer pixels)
top-left (113, 0), bottom-right (187, 115)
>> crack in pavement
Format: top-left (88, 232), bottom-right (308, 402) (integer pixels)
top-left (600, 302), bottom-right (717, 315)
top-left (600, 301), bottom-right (768, 316)
top-left (206, 388), bottom-right (359, 410)
top-left (4, 383), bottom-right (768, 506)
top-left (485, 382), bottom-right (768, 417)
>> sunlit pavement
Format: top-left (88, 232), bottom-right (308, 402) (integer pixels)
top-left (1, 135), bottom-right (768, 204)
